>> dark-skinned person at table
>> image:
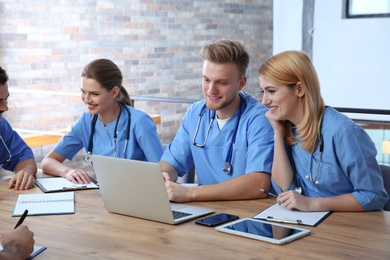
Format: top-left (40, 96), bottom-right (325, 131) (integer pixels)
top-left (0, 66), bottom-right (37, 190)
top-left (0, 225), bottom-right (34, 260)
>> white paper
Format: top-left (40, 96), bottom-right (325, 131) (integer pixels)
top-left (253, 203), bottom-right (330, 226)
top-left (36, 177), bottom-right (98, 192)
top-left (13, 192), bottom-right (75, 216)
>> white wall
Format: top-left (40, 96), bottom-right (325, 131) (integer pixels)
top-left (273, 0), bottom-right (303, 54)
top-left (273, 0), bottom-right (390, 121)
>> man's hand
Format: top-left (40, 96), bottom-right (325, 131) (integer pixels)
top-left (8, 170), bottom-right (35, 190)
top-left (165, 181), bottom-right (193, 202)
top-left (0, 225), bottom-right (34, 260)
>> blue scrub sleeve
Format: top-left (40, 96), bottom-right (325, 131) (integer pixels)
top-left (133, 113), bottom-right (164, 162)
top-left (0, 118), bottom-right (35, 171)
top-left (161, 108), bottom-right (194, 176)
top-left (335, 125), bottom-right (388, 211)
top-left (53, 115), bottom-right (88, 160)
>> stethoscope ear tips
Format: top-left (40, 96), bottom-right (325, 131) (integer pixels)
top-left (83, 153), bottom-right (93, 164)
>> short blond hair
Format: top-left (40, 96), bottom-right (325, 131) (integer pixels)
top-left (200, 39), bottom-right (249, 79)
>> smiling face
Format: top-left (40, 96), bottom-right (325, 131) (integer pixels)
top-left (81, 77), bottom-right (119, 121)
top-left (202, 60), bottom-right (246, 119)
top-left (259, 76), bottom-right (304, 126)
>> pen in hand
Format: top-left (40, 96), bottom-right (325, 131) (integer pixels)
top-left (259, 188), bottom-right (278, 198)
top-left (14, 209), bottom-right (28, 229)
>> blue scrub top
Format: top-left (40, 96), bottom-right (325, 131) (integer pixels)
top-left (54, 105), bottom-right (163, 162)
top-left (272, 107), bottom-right (389, 211)
top-left (0, 117), bottom-right (35, 171)
top-left (161, 92), bottom-right (274, 185)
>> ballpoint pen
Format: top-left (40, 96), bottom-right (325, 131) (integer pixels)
top-left (63, 185), bottom-right (88, 190)
top-left (259, 188), bottom-right (278, 198)
top-left (266, 216), bottom-right (302, 225)
top-left (14, 209), bottom-right (28, 229)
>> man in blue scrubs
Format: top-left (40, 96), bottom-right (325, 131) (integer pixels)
top-left (0, 66), bottom-right (37, 190)
top-left (160, 39), bottom-right (274, 202)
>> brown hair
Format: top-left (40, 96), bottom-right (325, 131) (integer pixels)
top-left (81, 59), bottom-right (133, 106)
top-left (0, 66), bottom-right (9, 85)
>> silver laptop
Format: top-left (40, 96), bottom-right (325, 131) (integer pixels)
top-left (90, 155), bottom-right (214, 224)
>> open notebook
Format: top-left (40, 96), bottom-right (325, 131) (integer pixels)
top-left (90, 155), bottom-right (214, 224)
top-left (13, 192), bottom-right (75, 217)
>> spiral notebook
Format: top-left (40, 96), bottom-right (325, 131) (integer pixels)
top-left (13, 192), bottom-right (75, 217)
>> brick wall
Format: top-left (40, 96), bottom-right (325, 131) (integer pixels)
top-left (0, 0), bottom-right (273, 163)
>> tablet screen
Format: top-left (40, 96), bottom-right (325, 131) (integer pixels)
top-left (216, 218), bottom-right (310, 244)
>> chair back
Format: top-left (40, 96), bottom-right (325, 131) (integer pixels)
top-left (379, 164), bottom-right (390, 211)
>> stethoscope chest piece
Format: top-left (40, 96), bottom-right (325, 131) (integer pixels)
top-left (295, 186), bottom-right (302, 194)
top-left (222, 162), bottom-right (232, 175)
top-left (83, 152), bottom-right (93, 164)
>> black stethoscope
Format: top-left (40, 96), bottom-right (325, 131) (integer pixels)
top-left (0, 135), bottom-right (12, 166)
top-left (192, 95), bottom-right (244, 175)
top-left (83, 103), bottom-right (131, 163)
top-left (306, 135), bottom-right (324, 185)
top-left (289, 131), bottom-right (324, 193)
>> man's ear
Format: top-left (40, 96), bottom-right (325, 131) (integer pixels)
top-left (296, 82), bottom-right (305, 97)
top-left (238, 76), bottom-right (247, 91)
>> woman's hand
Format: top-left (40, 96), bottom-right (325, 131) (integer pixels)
top-left (65, 169), bottom-right (91, 184)
top-left (277, 190), bottom-right (316, 212)
top-left (265, 110), bottom-right (285, 135)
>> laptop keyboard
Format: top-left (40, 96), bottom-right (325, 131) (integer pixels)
top-left (172, 210), bottom-right (192, 219)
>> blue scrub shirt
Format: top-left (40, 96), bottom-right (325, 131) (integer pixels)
top-left (162, 92), bottom-right (274, 185)
top-left (54, 105), bottom-right (163, 162)
top-left (272, 107), bottom-right (389, 211)
top-left (0, 117), bottom-right (35, 171)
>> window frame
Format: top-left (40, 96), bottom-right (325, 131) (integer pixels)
top-left (346, 0), bottom-right (390, 18)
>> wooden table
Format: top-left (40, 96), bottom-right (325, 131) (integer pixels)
top-left (0, 180), bottom-right (389, 259)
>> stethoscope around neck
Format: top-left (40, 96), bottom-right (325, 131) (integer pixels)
top-left (0, 135), bottom-right (12, 166)
top-left (289, 132), bottom-right (324, 193)
top-left (192, 95), bottom-right (244, 175)
top-left (83, 103), bottom-right (131, 163)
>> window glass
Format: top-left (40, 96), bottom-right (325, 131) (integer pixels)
top-left (347, 0), bottom-right (390, 17)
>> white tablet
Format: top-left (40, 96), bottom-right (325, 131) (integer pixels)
top-left (215, 218), bottom-right (310, 244)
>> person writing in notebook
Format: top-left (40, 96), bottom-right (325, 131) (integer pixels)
top-left (0, 225), bottom-right (34, 259)
top-left (0, 66), bottom-right (37, 190)
top-left (159, 39), bottom-right (274, 202)
top-left (41, 59), bottom-right (163, 184)
top-left (258, 50), bottom-right (388, 211)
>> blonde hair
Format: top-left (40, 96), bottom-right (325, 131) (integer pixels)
top-left (258, 51), bottom-right (325, 153)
